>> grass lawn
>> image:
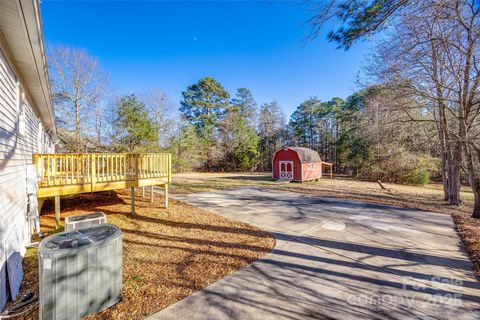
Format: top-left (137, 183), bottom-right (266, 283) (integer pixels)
top-left (171, 172), bottom-right (480, 276)
top-left (13, 189), bottom-right (274, 320)
top-left (171, 172), bottom-right (475, 214)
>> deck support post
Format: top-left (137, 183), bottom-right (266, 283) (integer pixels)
top-left (142, 186), bottom-right (145, 198)
top-left (54, 195), bottom-right (61, 228)
top-left (91, 154), bottom-right (96, 191)
top-left (163, 184), bottom-right (168, 208)
top-left (38, 198), bottom-right (44, 215)
top-left (131, 187), bottom-right (135, 215)
top-left (150, 185), bottom-right (154, 203)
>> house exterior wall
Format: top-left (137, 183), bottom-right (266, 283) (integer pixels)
top-left (301, 162), bottom-right (323, 181)
top-left (0, 39), bottom-right (54, 310)
top-left (272, 149), bottom-right (302, 181)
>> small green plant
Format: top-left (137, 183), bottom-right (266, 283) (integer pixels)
top-left (126, 274), bottom-right (144, 290)
top-left (405, 168), bottom-right (430, 185)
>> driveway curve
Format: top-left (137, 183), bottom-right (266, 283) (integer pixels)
top-left (148, 187), bottom-right (480, 320)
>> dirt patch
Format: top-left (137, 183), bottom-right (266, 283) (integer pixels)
top-left (12, 189), bottom-right (274, 320)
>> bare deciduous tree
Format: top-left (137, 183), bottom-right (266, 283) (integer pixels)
top-left (48, 45), bottom-right (108, 152)
top-left (370, 0), bottom-right (480, 215)
top-left (258, 101), bottom-right (286, 171)
top-left (143, 87), bottom-right (178, 148)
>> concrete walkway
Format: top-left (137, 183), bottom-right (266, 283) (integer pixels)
top-left (148, 187), bottom-right (480, 320)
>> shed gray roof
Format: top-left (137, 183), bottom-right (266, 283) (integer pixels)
top-left (288, 147), bottom-right (322, 163)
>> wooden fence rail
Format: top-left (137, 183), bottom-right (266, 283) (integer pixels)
top-left (33, 153), bottom-right (171, 225)
top-left (34, 153), bottom-right (171, 189)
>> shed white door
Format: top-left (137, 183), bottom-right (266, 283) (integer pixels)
top-left (279, 161), bottom-right (294, 180)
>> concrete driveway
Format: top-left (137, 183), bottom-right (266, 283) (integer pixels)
top-left (148, 187), bottom-right (480, 320)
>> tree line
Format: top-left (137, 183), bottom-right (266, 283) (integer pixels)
top-left (47, 48), bottom-right (436, 185)
top-left (175, 77), bottom-right (437, 189)
top-left (287, 87), bottom-right (437, 185)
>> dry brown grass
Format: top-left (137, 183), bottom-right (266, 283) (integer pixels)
top-left (171, 172), bottom-right (480, 276)
top-left (13, 189), bottom-right (274, 320)
top-left (171, 172), bottom-right (474, 215)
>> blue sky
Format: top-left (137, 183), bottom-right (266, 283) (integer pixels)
top-left (41, 1), bottom-right (372, 116)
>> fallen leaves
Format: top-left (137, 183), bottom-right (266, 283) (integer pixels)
top-left (13, 189), bottom-right (274, 320)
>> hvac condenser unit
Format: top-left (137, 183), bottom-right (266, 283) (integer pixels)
top-left (39, 224), bottom-right (122, 320)
top-left (65, 212), bottom-right (107, 231)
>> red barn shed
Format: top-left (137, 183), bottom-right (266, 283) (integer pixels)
top-left (272, 147), bottom-right (330, 182)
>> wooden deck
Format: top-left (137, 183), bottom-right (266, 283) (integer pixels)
top-left (33, 153), bottom-right (172, 226)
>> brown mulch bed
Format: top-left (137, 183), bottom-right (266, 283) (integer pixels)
top-left (12, 189), bottom-right (274, 320)
top-left (452, 212), bottom-right (480, 276)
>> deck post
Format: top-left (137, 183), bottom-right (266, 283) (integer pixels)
top-left (131, 187), bottom-right (136, 215)
top-left (330, 164), bottom-right (333, 179)
top-left (134, 154), bottom-right (140, 182)
top-left (150, 185), bottom-right (154, 203)
top-left (54, 195), bottom-right (61, 228)
top-left (142, 186), bottom-right (145, 198)
top-left (38, 198), bottom-right (44, 214)
top-left (167, 154), bottom-right (172, 183)
top-left (163, 184), bottom-right (168, 208)
top-left (91, 154), bottom-right (96, 192)
top-left (45, 155), bottom-right (50, 186)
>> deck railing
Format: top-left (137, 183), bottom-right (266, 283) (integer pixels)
top-left (33, 153), bottom-right (171, 198)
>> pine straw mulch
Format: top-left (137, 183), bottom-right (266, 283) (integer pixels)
top-left (452, 212), bottom-right (480, 276)
top-left (13, 189), bottom-right (274, 320)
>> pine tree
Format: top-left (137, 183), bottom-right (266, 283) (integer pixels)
top-left (180, 77), bottom-right (230, 169)
top-left (231, 88), bottom-right (257, 128)
top-left (113, 94), bottom-right (159, 152)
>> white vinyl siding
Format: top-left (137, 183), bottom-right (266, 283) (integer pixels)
top-left (0, 41), bottom-right (54, 309)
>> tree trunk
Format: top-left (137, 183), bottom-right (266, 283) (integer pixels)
top-left (447, 140), bottom-right (462, 206)
top-left (75, 98), bottom-right (81, 153)
top-left (334, 121), bottom-right (339, 171)
top-left (472, 186), bottom-right (480, 219)
top-left (436, 107), bottom-right (460, 205)
top-left (431, 41), bottom-right (452, 203)
top-left (437, 120), bottom-right (449, 201)
top-left (464, 148), bottom-right (480, 218)
top-left (459, 117), bottom-right (480, 218)
top-left (441, 153), bottom-right (449, 201)
top-left (447, 159), bottom-right (461, 205)
top-left (96, 113), bottom-right (101, 143)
